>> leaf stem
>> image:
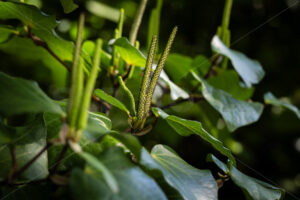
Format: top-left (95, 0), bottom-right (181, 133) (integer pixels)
top-left (221, 0), bottom-right (233, 38)
top-left (118, 76), bottom-right (136, 117)
top-left (67, 13), bottom-right (85, 132)
top-left (129, 0), bottom-right (148, 45)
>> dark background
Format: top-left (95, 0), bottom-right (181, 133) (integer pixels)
top-left (0, 0), bottom-right (300, 199)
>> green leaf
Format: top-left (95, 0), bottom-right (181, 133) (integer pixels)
top-left (79, 151), bottom-right (119, 193)
top-left (0, 115), bottom-right (48, 181)
top-left (94, 89), bottom-right (130, 115)
top-left (160, 70), bottom-right (189, 100)
top-left (147, 0), bottom-right (163, 48)
top-left (164, 54), bottom-right (210, 83)
top-left (111, 37), bottom-right (146, 67)
top-left (0, 36), bottom-right (68, 87)
top-left (0, 72), bottom-right (64, 116)
top-left (152, 107), bottom-right (236, 165)
top-left (208, 154), bottom-right (285, 200)
top-left (86, 1), bottom-right (121, 22)
top-left (192, 72), bottom-right (263, 132)
top-left (70, 147), bottom-right (167, 200)
top-left (140, 145), bottom-right (218, 200)
top-left (264, 92), bottom-right (300, 119)
top-left (0, 1), bottom-right (92, 71)
top-left (60, 0), bottom-right (78, 13)
top-left (211, 35), bottom-right (265, 87)
top-left (207, 70), bottom-right (254, 100)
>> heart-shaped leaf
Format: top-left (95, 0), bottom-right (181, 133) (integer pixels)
top-left (211, 35), bottom-right (265, 87)
top-left (192, 72), bottom-right (263, 132)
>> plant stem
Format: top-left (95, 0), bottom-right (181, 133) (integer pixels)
top-left (129, 0), bottom-right (148, 45)
top-left (221, 0), bottom-right (233, 39)
top-left (51, 143), bottom-right (69, 174)
top-left (77, 39), bottom-right (102, 134)
top-left (117, 8), bottom-right (125, 38)
top-left (67, 13), bottom-right (85, 132)
top-left (137, 36), bottom-right (158, 121)
top-left (143, 27), bottom-right (177, 119)
top-left (118, 76), bottom-right (137, 117)
top-left (10, 143), bottom-right (52, 183)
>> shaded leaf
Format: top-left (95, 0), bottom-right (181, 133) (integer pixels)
top-left (208, 154), bottom-right (285, 200)
top-left (207, 70), bottom-right (254, 100)
top-left (140, 145), bottom-right (218, 200)
top-left (94, 89), bottom-right (130, 115)
top-left (264, 92), bottom-right (300, 119)
top-left (192, 72), bottom-right (263, 132)
top-left (111, 37), bottom-right (146, 67)
top-left (60, 0), bottom-right (78, 13)
top-left (152, 107), bottom-right (236, 165)
top-left (79, 151), bottom-right (119, 193)
top-left (211, 35), bottom-right (265, 87)
top-left (0, 115), bottom-right (48, 181)
top-left (70, 147), bottom-right (167, 200)
top-left (0, 72), bottom-right (64, 116)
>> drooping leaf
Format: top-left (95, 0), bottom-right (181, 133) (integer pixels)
top-left (0, 114), bottom-right (48, 181)
top-left (79, 151), bottom-right (119, 193)
top-left (207, 70), bottom-right (254, 100)
top-left (111, 37), bottom-right (146, 67)
top-left (60, 0), bottom-right (78, 13)
top-left (140, 145), bottom-right (218, 200)
top-left (94, 89), bottom-right (130, 115)
top-left (192, 72), bottom-right (263, 132)
top-left (70, 147), bottom-right (167, 200)
top-left (211, 35), bottom-right (265, 87)
top-left (264, 92), bottom-right (300, 119)
top-left (152, 107), bottom-right (236, 165)
top-left (0, 72), bottom-right (64, 116)
top-left (208, 154), bottom-right (285, 200)
top-left (159, 70), bottom-right (189, 100)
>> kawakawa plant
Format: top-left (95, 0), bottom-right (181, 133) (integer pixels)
top-left (0, 0), bottom-right (299, 199)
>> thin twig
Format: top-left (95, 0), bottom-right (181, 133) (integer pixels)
top-left (10, 143), bottom-right (52, 183)
top-left (51, 143), bottom-right (69, 174)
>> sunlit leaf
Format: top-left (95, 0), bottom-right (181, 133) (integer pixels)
top-left (111, 37), bottom-right (146, 67)
top-left (0, 72), bottom-right (64, 116)
top-left (211, 35), bottom-right (265, 87)
top-left (94, 89), bottom-right (130, 115)
top-left (86, 1), bottom-right (120, 22)
top-left (264, 92), bottom-right (300, 119)
top-left (192, 72), bottom-right (263, 132)
top-left (159, 70), bottom-right (189, 100)
top-left (152, 107), bottom-right (236, 165)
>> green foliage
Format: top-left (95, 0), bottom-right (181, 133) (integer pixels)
top-left (0, 0), bottom-right (293, 199)
top-left (0, 72), bottom-right (64, 116)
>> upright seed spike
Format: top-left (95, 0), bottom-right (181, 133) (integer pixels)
top-left (143, 27), bottom-right (177, 121)
top-left (137, 35), bottom-right (158, 122)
